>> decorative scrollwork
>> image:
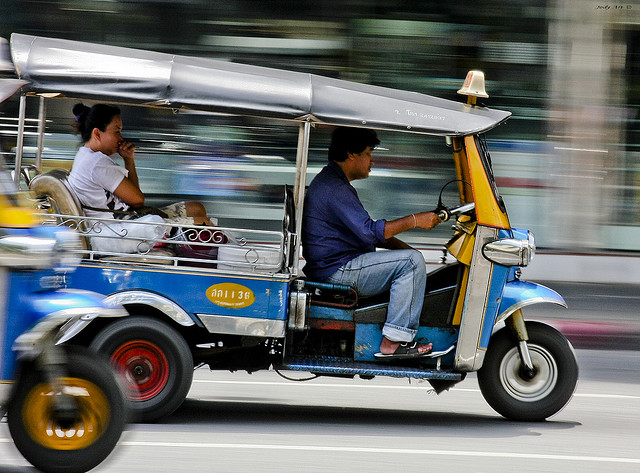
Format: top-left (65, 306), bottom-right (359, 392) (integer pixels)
top-left (58, 217), bottom-right (129, 238)
top-left (135, 240), bottom-right (154, 254)
top-left (37, 211), bottom-right (284, 271)
top-left (165, 226), bottom-right (229, 246)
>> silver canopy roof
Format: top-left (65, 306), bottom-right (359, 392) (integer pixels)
top-left (10, 33), bottom-right (510, 136)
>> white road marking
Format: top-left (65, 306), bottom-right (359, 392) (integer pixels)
top-left (573, 393), bottom-right (640, 400)
top-left (116, 441), bottom-right (640, 464)
top-left (6, 437), bottom-right (636, 464)
top-left (192, 379), bottom-right (640, 399)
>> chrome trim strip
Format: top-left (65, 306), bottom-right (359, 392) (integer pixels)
top-left (454, 225), bottom-right (499, 372)
top-left (104, 291), bottom-right (195, 326)
top-left (495, 297), bottom-right (568, 325)
top-left (197, 313), bottom-right (286, 338)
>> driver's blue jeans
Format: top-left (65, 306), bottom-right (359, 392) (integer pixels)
top-left (325, 249), bottom-right (427, 343)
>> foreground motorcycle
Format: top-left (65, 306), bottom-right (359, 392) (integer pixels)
top-left (0, 159), bottom-right (128, 473)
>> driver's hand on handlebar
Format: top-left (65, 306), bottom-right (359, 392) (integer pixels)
top-left (414, 211), bottom-right (441, 230)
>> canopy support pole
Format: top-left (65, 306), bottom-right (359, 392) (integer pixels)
top-left (35, 96), bottom-right (47, 171)
top-left (292, 120), bottom-right (311, 276)
top-left (13, 94), bottom-right (26, 186)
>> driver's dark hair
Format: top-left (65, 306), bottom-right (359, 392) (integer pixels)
top-left (73, 102), bottom-right (121, 142)
top-left (328, 127), bottom-right (380, 162)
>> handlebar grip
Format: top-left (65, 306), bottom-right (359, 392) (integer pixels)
top-left (437, 209), bottom-right (450, 222)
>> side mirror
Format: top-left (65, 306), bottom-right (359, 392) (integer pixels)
top-left (482, 232), bottom-right (536, 267)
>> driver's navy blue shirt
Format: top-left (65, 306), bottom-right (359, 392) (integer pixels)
top-left (302, 161), bottom-right (387, 281)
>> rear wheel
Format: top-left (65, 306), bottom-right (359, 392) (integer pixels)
top-left (477, 321), bottom-right (578, 421)
top-left (90, 316), bottom-right (193, 422)
top-left (7, 347), bottom-right (126, 473)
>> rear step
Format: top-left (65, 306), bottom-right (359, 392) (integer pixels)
top-left (276, 356), bottom-right (464, 381)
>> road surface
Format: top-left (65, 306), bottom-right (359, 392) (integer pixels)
top-left (1, 349), bottom-right (639, 473)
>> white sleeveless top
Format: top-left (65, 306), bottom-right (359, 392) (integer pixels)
top-left (67, 146), bottom-right (130, 219)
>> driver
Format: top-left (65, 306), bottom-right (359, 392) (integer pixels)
top-left (302, 127), bottom-right (442, 359)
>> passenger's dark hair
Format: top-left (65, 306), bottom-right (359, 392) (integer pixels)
top-left (328, 127), bottom-right (380, 162)
top-left (73, 103), bottom-right (121, 142)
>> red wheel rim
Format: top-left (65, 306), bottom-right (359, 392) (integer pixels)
top-left (111, 341), bottom-right (170, 401)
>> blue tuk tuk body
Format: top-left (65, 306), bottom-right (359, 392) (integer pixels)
top-left (73, 264), bottom-right (290, 336)
top-left (2, 33), bottom-right (577, 423)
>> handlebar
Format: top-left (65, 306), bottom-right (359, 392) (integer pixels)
top-left (437, 202), bottom-right (475, 222)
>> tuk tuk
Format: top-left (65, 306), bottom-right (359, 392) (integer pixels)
top-left (4, 33), bottom-right (577, 423)
top-left (1, 79), bottom-right (128, 473)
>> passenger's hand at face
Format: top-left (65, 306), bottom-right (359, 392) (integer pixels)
top-left (117, 140), bottom-right (136, 161)
top-left (415, 211), bottom-right (441, 230)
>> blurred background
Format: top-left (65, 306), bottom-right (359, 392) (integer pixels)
top-left (0, 0), bottom-right (638, 257)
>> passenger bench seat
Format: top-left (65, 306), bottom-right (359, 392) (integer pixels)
top-left (29, 169), bottom-right (90, 250)
top-left (29, 169), bottom-right (175, 263)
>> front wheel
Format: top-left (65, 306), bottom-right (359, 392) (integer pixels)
top-left (477, 321), bottom-right (578, 421)
top-left (7, 347), bottom-right (127, 473)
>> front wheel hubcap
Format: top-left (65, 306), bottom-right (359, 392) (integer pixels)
top-left (499, 344), bottom-right (558, 402)
top-left (112, 341), bottom-right (170, 401)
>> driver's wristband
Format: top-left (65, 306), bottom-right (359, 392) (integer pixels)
top-left (411, 213), bottom-right (417, 228)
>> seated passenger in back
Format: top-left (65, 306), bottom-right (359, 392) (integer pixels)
top-left (68, 103), bottom-right (215, 253)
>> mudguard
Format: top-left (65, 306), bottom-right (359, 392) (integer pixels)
top-left (496, 280), bottom-right (567, 323)
top-left (14, 289), bottom-right (127, 352)
top-left (104, 290), bottom-right (197, 327)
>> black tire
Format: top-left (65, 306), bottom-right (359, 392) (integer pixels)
top-left (7, 347), bottom-right (127, 473)
top-left (477, 321), bottom-right (579, 421)
top-left (90, 316), bottom-right (193, 422)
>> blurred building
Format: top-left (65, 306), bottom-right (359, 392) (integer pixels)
top-left (0, 0), bottom-right (638, 251)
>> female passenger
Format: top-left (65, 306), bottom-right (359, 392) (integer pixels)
top-left (68, 103), bottom-right (218, 254)
top-left (68, 102), bottom-right (211, 225)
